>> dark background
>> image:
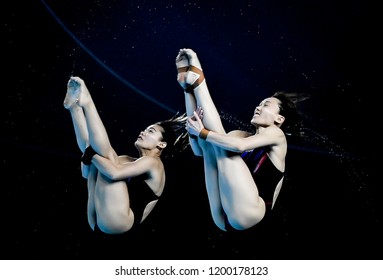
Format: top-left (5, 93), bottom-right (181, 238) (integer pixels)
top-left (2, 0), bottom-right (381, 259)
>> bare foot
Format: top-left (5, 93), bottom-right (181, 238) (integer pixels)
top-left (64, 76), bottom-right (92, 108)
top-left (73, 77), bottom-right (92, 107)
top-left (63, 77), bottom-right (81, 109)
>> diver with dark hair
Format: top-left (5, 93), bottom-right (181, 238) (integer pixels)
top-left (64, 76), bottom-right (189, 235)
top-left (176, 48), bottom-right (306, 232)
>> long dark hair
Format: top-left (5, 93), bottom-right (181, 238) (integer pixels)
top-left (272, 91), bottom-right (308, 137)
top-left (156, 112), bottom-right (189, 159)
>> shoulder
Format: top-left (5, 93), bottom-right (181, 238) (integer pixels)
top-left (124, 156), bottom-right (164, 178)
top-left (257, 126), bottom-right (286, 146)
top-left (117, 155), bottom-right (163, 172)
top-left (228, 130), bottom-right (253, 138)
top-left (136, 155), bottom-right (163, 168)
top-left (118, 155), bottom-right (137, 163)
top-left (262, 126), bottom-right (285, 137)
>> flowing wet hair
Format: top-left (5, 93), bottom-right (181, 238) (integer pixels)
top-left (156, 112), bottom-right (189, 159)
top-left (272, 91), bottom-right (308, 137)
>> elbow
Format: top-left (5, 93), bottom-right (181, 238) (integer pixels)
top-left (237, 146), bottom-right (247, 153)
top-left (232, 143), bottom-right (247, 153)
top-left (101, 168), bottom-right (122, 181)
top-left (107, 170), bottom-right (124, 181)
top-left (225, 138), bottom-right (248, 153)
top-left (108, 174), bottom-right (119, 181)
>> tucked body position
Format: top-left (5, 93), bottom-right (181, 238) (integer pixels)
top-left (64, 76), bottom-right (188, 234)
top-left (176, 48), bottom-right (304, 232)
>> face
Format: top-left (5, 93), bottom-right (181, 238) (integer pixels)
top-left (135, 124), bottom-right (165, 150)
top-left (251, 97), bottom-right (283, 127)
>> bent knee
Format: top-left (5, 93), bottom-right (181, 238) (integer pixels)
top-left (227, 215), bottom-right (263, 230)
top-left (227, 209), bottom-right (266, 230)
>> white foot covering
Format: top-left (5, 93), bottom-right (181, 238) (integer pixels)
top-left (181, 48), bottom-right (202, 71)
top-left (176, 48), bottom-right (205, 91)
top-left (176, 50), bottom-right (190, 69)
top-left (176, 50), bottom-right (190, 90)
top-left (184, 71), bottom-right (200, 88)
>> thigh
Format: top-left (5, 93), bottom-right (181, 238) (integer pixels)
top-left (199, 140), bottom-right (226, 230)
top-left (86, 164), bottom-right (97, 230)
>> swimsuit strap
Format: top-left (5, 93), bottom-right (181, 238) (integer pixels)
top-left (253, 152), bottom-right (268, 174)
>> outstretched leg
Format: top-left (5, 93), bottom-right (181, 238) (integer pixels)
top-left (86, 164), bottom-right (97, 230)
top-left (64, 78), bottom-right (91, 178)
top-left (64, 77), bottom-right (133, 231)
top-left (176, 50), bottom-right (227, 228)
top-left (64, 77), bottom-right (96, 229)
top-left (180, 48), bottom-right (225, 134)
top-left (64, 77), bottom-right (89, 152)
top-left (70, 77), bottom-right (118, 162)
top-left (176, 51), bottom-right (203, 156)
top-left (197, 139), bottom-right (227, 230)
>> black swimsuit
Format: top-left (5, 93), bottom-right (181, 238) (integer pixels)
top-left (241, 147), bottom-right (284, 211)
top-left (127, 173), bottom-right (160, 228)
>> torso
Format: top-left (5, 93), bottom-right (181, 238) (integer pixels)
top-left (93, 156), bottom-right (164, 234)
top-left (241, 147), bottom-right (284, 211)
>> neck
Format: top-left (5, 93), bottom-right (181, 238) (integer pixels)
top-left (139, 149), bottom-right (161, 158)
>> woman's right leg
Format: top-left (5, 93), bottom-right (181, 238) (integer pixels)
top-left (183, 50), bottom-right (266, 230)
top-left (177, 49), bottom-right (229, 229)
top-left (72, 77), bottom-right (135, 231)
top-left (198, 139), bottom-right (227, 231)
top-left (64, 78), bottom-right (90, 178)
top-left (64, 77), bottom-right (96, 228)
top-left (181, 48), bottom-right (226, 134)
top-left (86, 164), bottom-right (97, 230)
top-left (176, 51), bottom-right (204, 156)
top-left (71, 77), bottom-right (118, 161)
top-left (64, 78), bottom-right (89, 153)
top-left (176, 50), bottom-right (225, 228)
